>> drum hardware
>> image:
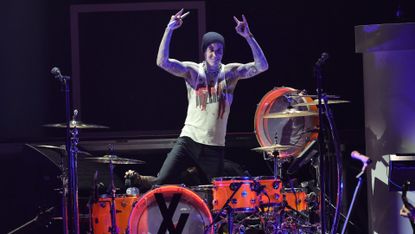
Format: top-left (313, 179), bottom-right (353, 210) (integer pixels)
top-left (208, 180), bottom-right (245, 234)
top-left (263, 109), bottom-right (318, 118)
top-left (50, 66), bottom-right (83, 234)
top-left (100, 146), bottom-right (120, 234)
top-left (86, 147), bottom-right (145, 234)
top-left (287, 139), bottom-right (318, 175)
top-left (7, 206), bottom-right (56, 234)
top-left (340, 151), bottom-right (371, 234)
top-left (312, 52), bottom-right (345, 234)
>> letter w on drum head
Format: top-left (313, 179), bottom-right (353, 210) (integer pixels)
top-left (154, 193), bottom-right (190, 234)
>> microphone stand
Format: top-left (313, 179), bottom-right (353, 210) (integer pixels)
top-left (340, 162), bottom-right (369, 234)
top-left (324, 98), bottom-right (344, 234)
top-left (315, 53), bottom-right (344, 234)
top-left (53, 68), bottom-right (80, 234)
top-left (314, 55), bottom-right (327, 233)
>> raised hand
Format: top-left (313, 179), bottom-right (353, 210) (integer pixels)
top-left (167, 9), bottom-right (190, 30)
top-left (233, 14), bottom-right (252, 38)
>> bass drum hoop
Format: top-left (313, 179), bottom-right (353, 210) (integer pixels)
top-left (127, 185), bottom-right (213, 234)
top-left (254, 87), bottom-right (318, 158)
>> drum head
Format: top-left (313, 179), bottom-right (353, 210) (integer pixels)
top-left (128, 185), bottom-right (213, 233)
top-left (254, 87), bottom-right (318, 158)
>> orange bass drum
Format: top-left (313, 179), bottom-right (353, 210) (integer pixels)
top-left (254, 87), bottom-right (318, 158)
top-left (127, 185), bottom-right (213, 234)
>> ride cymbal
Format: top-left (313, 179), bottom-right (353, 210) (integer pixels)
top-left (43, 120), bottom-right (109, 129)
top-left (292, 99), bottom-right (350, 107)
top-left (83, 155), bottom-right (145, 165)
top-left (264, 109), bottom-right (318, 118)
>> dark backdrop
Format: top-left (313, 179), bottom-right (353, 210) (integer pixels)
top-left (2, 0), bottom-right (414, 140)
top-left (1, 0), bottom-right (414, 233)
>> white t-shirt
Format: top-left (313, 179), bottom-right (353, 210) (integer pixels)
top-left (180, 62), bottom-right (233, 146)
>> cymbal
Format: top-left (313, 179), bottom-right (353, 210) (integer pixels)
top-left (264, 109), bottom-right (318, 118)
top-left (286, 94), bottom-right (340, 99)
top-left (31, 144), bottom-right (92, 156)
top-left (251, 144), bottom-right (297, 152)
top-left (43, 120), bottom-right (109, 129)
top-left (292, 99), bottom-right (350, 107)
top-left (83, 155), bottom-right (145, 165)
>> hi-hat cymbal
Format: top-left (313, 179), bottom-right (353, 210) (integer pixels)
top-left (264, 109), bottom-right (318, 118)
top-left (43, 120), bottom-right (109, 129)
top-left (292, 99), bottom-right (350, 107)
top-left (83, 155), bottom-right (145, 165)
top-left (31, 144), bottom-right (92, 157)
top-left (251, 144), bottom-right (298, 152)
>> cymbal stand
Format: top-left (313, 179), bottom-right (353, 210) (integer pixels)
top-left (69, 111), bottom-right (81, 234)
top-left (52, 67), bottom-right (80, 234)
top-left (262, 152), bottom-right (283, 179)
top-left (59, 150), bottom-right (69, 234)
top-left (205, 182), bottom-right (243, 233)
top-left (107, 146), bottom-right (119, 234)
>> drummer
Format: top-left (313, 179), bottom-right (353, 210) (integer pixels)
top-left (125, 9), bottom-right (268, 190)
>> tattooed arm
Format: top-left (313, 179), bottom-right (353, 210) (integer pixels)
top-left (156, 9), bottom-right (197, 79)
top-left (231, 15), bottom-right (268, 80)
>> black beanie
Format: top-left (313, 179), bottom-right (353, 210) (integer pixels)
top-left (201, 32), bottom-right (225, 53)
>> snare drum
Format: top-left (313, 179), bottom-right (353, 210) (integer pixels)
top-left (91, 195), bottom-right (139, 234)
top-left (255, 176), bottom-right (283, 208)
top-left (283, 188), bottom-right (308, 211)
top-left (128, 185), bottom-right (213, 234)
top-left (212, 177), bottom-right (257, 213)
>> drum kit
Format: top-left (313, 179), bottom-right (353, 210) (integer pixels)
top-left (31, 85), bottom-right (348, 234)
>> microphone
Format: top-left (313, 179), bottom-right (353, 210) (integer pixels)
top-left (315, 52), bottom-right (329, 66)
top-left (351, 151), bottom-right (372, 165)
top-left (51, 67), bottom-right (62, 79)
top-left (50, 67), bottom-right (70, 81)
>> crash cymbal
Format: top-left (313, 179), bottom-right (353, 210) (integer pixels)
top-left (264, 109), bottom-right (318, 118)
top-left (43, 120), bottom-right (109, 129)
top-left (251, 144), bottom-right (298, 152)
top-left (31, 144), bottom-right (92, 156)
top-left (83, 155), bottom-right (145, 165)
top-left (292, 99), bottom-right (350, 107)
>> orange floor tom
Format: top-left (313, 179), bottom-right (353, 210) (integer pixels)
top-left (91, 195), bottom-right (139, 234)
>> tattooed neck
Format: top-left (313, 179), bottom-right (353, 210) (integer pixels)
top-left (203, 61), bottom-right (221, 77)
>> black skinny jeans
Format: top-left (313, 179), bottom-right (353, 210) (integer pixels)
top-left (154, 136), bottom-right (224, 186)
